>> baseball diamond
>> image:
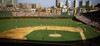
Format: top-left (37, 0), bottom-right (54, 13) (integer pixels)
top-left (0, 0), bottom-right (100, 46)
top-left (0, 19), bottom-right (99, 41)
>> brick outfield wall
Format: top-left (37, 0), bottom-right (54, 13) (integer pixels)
top-left (75, 14), bottom-right (100, 29)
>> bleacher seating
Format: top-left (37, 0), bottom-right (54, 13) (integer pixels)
top-left (11, 12), bottom-right (57, 17)
top-left (75, 10), bottom-right (100, 30)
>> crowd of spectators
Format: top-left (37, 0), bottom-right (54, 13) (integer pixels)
top-left (83, 10), bottom-right (100, 18)
top-left (75, 10), bottom-right (100, 30)
top-left (0, 7), bottom-right (57, 16)
top-left (0, 7), bottom-right (24, 11)
top-left (11, 11), bottom-right (57, 17)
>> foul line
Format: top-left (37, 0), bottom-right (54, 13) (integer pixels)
top-left (80, 32), bottom-right (86, 40)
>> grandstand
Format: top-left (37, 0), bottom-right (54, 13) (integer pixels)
top-left (82, 10), bottom-right (100, 18)
top-left (75, 10), bottom-right (100, 30)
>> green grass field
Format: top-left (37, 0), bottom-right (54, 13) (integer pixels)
top-left (25, 30), bottom-right (81, 41)
top-left (0, 19), bottom-right (100, 41)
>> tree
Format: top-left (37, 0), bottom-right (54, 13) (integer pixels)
top-left (95, 3), bottom-right (100, 8)
top-left (51, 6), bottom-right (56, 9)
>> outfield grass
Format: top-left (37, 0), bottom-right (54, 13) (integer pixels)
top-left (0, 19), bottom-right (79, 33)
top-left (0, 19), bottom-right (100, 41)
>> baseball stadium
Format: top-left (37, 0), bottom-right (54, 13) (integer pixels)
top-left (0, 0), bottom-right (100, 46)
top-left (0, 11), bottom-right (100, 46)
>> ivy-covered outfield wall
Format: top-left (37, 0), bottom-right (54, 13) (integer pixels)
top-left (0, 11), bottom-right (12, 17)
top-left (0, 16), bottom-right (74, 20)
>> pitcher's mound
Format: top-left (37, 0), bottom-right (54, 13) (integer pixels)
top-left (49, 34), bottom-right (62, 37)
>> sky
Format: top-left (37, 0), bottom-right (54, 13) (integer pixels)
top-left (18, 0), bottom-right (100, 8)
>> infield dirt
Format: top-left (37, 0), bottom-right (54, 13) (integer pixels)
top-left (0, 26), bottom-right (86, 40)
